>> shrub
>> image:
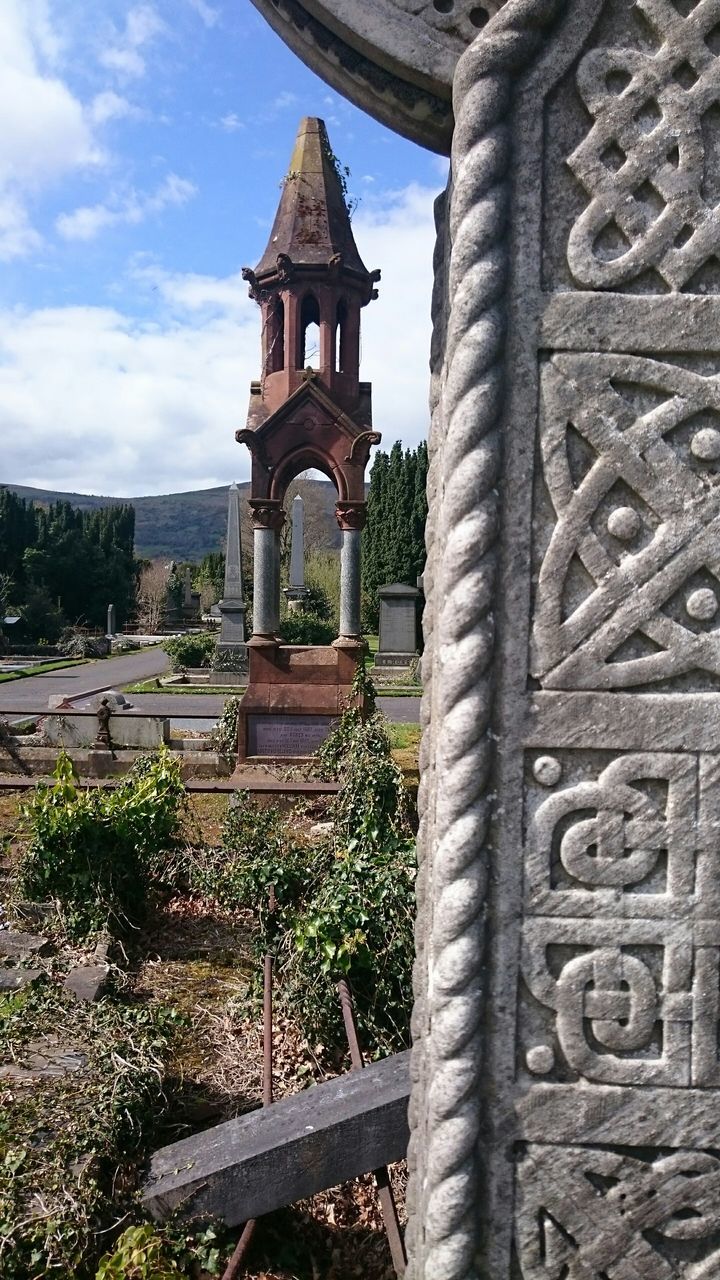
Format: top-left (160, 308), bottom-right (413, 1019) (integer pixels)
top-left (278, 612), bottom-right (335, 645)
top-left (188, 668), bottom-right (415, 1055)
top-left (19, 749), bottom-right (186, 935)
top-left (162, 631), bottom-right (216, 671)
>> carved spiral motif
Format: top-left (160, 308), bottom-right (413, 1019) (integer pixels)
top-left (405, 2), bottom-right (568, 1276)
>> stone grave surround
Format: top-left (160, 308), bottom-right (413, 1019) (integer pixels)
top-left (251, 0), bottom-right (720, 1276)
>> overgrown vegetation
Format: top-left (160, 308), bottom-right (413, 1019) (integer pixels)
top-left (278, 611), bottom-right (335, 645)
top-left (163, 667), bottom-right (416, 1055)
top-left (0, 985), bottom-right (178, 1280)
top-left (162, 631), bottom-right (217, 671)
top-left (19, 750), bottom-right (186, 936)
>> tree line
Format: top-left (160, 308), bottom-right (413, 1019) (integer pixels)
top-left (362, 441), bottom-right (428, 629)
top-left (0, 488), bottom-right (137, 643)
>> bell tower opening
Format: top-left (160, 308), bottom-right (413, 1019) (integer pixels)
top-left (335, 298), bottom-right (347, 373)
top-left (299, 294), bottom-right (321, 369)
top-left (267, 297), bottom-right (285, 374)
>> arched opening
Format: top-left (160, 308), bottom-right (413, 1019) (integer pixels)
top-left (266, 297), bottom-right (284, 373)
top-left (280, 467), bottom-right (342, 638)
top-left (335, 298), bottom-right (348, 372)
top-left (299, 294), bottom-right (320, 369)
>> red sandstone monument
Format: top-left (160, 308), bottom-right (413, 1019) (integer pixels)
top-left (234, 117), bottom-right (381, 763)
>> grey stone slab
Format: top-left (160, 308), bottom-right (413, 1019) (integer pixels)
top-left (0, 1038), bottom-right (87, 1081)
top-left (0, 931), bottom-right (50, 959)
top-left (0, 968), bottom-right (43, 992)
top-left (63, 964), bottom-right (110, 1003)
top-left (44, 713), bottom-right (169, 749)
top-left (143, 1050), bottom-right (410, 1224)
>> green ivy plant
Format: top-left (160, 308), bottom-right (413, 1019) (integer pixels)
top-left (19, 749), bottom-right (186, 936)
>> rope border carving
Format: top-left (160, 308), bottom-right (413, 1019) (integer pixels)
top-left (406, 2), bottom-right (567, 1276)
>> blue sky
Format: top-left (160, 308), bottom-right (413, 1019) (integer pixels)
top-left (0, 1), bottom-right (444, 496)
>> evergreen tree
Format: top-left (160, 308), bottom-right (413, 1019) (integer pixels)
top-left (0, 488), bottom-right (138, 638)
top-left (362, 441), bottom-right (428, 630)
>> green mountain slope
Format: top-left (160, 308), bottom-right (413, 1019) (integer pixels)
top-left (0, 479), bottom-right (344, 561)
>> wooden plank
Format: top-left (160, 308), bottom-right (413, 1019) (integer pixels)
top-left (142, 1051), bottom-right (410, 1225)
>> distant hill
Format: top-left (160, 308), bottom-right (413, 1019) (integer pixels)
top-left (0, 478), bottom-right (344, 561)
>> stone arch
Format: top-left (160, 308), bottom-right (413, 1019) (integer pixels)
top-left (270, 446), bottom-right (348, 504)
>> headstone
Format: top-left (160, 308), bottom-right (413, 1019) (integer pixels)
top-left (285, 494), bottom-right (310, 614)
top-left (375, 583), bottom-right (419, 668)
top-left (404, 3), bottom-right (720, 1276)
top-left (216, 483), bottom-right (248, 668)
top-left (106, 603), bottom-right (116, 637)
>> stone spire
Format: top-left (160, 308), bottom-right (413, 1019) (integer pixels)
top-left (217, 482), bottom-right (247, 667)
top-left (253, 117), bottom-right (371, 285)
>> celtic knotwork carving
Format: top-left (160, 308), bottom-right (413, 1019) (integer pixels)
top-left (523, 919), bottom-right (693, 1085)
top-left (516, 1145), bottom-right (720, 1279)
top-left (568, 0), bottom-right (720, 291)
top-left (532, 354), bottom-right (720, 690)
top-left (522, 750), bottom-right (720, 1087)
top-left (526, 752), bottom-right (696, 915)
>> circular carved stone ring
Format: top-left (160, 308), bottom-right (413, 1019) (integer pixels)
top-left (249, 0), bottom-right (506, 152)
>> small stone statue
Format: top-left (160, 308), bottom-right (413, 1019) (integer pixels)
top-left (94, 698), bottom-right (112, 750)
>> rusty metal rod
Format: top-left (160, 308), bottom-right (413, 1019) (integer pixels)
top-left (336, 978), bottom-right (407, 1276)
top-left (221, 888), bottom-right (276, 1280)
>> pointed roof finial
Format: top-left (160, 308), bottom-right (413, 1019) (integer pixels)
top-left (254, 117), bottom-right (370, 283)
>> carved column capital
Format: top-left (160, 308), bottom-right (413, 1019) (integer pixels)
top-left (335, 501), bottom-right (366, 531)
top-left (249, 500), bottom-right (286, 533)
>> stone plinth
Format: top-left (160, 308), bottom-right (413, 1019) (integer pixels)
top-left (375, 583), bottom-right (418, 668)
top-left (43, 714), bottom-right (169, 750)
top-left (235, 641), bottom-right (363, 764)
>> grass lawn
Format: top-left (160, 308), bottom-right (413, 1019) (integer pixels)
top-left (123, 678), bottom-right (247, 695)
top-left (0, 658), bottom-right (88, 684)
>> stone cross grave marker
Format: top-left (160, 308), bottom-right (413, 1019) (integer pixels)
top-left (247, 2), bottom-right (720, 1275)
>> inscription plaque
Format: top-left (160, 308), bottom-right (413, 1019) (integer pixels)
top-left (247, 714), bottom-right (335, 758)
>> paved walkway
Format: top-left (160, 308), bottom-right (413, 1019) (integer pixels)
top-left (0, 648), bottom-right (169, 712)
top-left (0, 647), bottom-right (421, 723)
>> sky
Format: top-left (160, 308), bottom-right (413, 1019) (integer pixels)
top-left (0, 0), bottom-right (445, 498)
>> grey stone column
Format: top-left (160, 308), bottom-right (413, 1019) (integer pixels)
top-left (335, 503), bottom-right (365, 639)
top-left (249, 501), bottom-right (284, 637)
top-left (339, 530), bottom-right (361, 637)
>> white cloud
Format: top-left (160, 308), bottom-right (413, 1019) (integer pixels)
top-left (56, 174), bottom-right (197, 242)
top-left (219, 113), bottom-right (245, 133)
top-left (187, 0), bottom-right (220, 27)
top-left (0, 4), bottom-right (102, 189)
top-left (0, 193), bottom-right (43, 262)
top-left (0, 1), bottom-right (109, 259)
top-left (99, 4), bottom-right (165, 80)
top-left (0, 184), bottom-right (437, 495)
top-left (271, 91), bottom-right (298, 112)
top-left (89, 90), bottom-right (140, 126)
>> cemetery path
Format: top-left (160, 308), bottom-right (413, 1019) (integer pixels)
top-left (0, 647), bottom-right (169, 713)
top-left (83, 691), bottom-right (421, 723)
